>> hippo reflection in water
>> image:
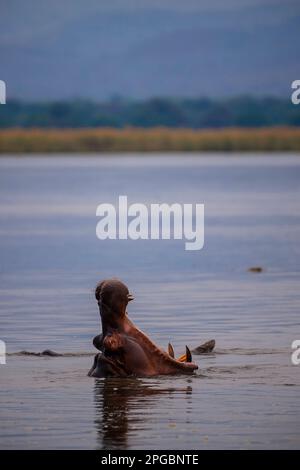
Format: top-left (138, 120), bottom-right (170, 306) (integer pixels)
top-left (88, 279), bottom-right (215, 378)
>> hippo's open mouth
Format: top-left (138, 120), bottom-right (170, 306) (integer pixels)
top-left (88, 279), bottom-right (214, 378)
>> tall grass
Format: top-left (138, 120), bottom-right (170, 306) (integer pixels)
top-left (0, 127), bottom-right (300, 153)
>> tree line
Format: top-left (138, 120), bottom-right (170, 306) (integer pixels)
top-left (0, 96), bottom-right (299, 128)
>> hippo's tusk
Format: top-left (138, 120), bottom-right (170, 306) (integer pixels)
top-left (168, 342), bottom-right (175, 358)
top-left (185, 345), bottom-right (192, 363)
top-left (177, 345), bottom-right (192, 363)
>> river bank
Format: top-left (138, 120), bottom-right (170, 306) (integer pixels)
top-left (1, 127), bottom-right (300, 153)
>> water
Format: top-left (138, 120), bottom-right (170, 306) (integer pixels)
top-left (0, 153), bottom-right (299, 449)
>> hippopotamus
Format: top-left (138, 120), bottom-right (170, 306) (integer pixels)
top-left (88, 279), bottom-right (215, 378)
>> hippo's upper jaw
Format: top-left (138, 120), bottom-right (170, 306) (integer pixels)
top-left (88, 279), bottom-right (198, 378)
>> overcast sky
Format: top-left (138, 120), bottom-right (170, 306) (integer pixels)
top-left (1, 0), bottom-right (299, 100)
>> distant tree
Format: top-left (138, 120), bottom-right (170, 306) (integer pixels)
top-left (0, 96), bottom-right (299, 129)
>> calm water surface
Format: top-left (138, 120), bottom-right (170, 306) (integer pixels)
top-left (0, 154), bottom-right (299, 449)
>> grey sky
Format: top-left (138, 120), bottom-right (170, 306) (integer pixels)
top-left (1, 0), bottom-right (299, 100)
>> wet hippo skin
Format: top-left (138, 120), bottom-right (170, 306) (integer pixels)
top-left (88, 279), bottom-right (199, 377)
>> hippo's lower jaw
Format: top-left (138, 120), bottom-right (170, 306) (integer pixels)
top-left (88, 337), bottom-right (218, 377)
top-left (88, 350), bottom-right (198, 378)
top-left (88, 328), bottom-right (199, 378)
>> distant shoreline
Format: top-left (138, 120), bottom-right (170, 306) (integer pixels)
top-left (0, 127), bottom-right (300, 153)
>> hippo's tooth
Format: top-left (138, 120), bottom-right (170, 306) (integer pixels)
top-left (177, 353), bottom-right (186, 362)
top-left (176, 346), bottom-right (193, 362)
top-left (168, 342), bottom-right (175, 358)
top-left (185, 346), bottom-right (192, 363)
